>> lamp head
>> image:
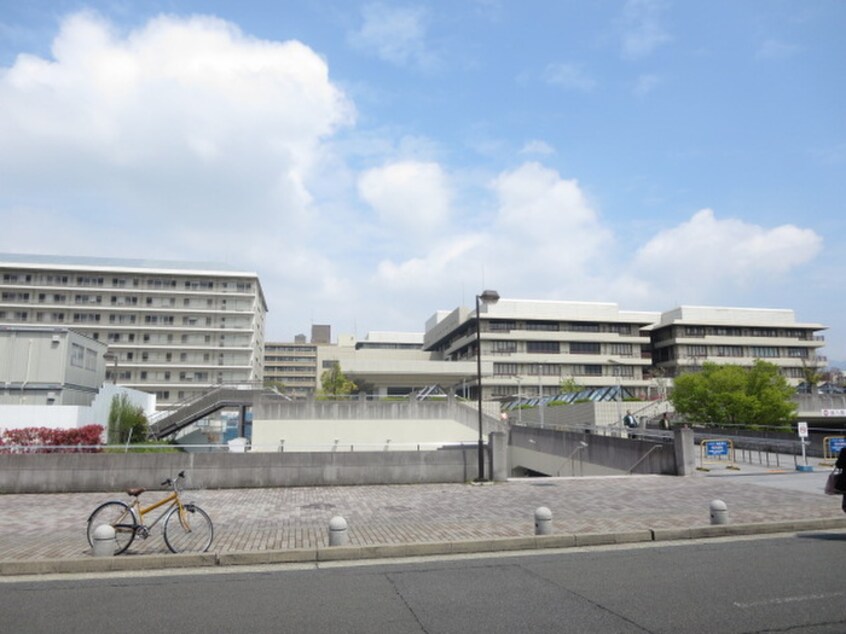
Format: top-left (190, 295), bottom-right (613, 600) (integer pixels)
top-left (479, 289), bottom-right (500, 304)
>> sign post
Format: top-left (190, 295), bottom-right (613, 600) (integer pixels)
top-left (796, 422), bottom-right (812, 472)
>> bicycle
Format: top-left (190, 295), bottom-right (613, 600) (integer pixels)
top-left (86, 471), bottom-right (214, 555)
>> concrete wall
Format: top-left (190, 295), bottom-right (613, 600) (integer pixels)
top-left (0, 384), bottom-right (155, 434)
top-left (510, 425), bottom-right (678, 476)
top-left (0, 446), bottom-right (485, 493)
top-left (252, 418), bottom-right (479, 452)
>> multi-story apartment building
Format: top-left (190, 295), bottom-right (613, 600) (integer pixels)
top-left (423, 299), bottom-right (659, 401)
top-left (0, 254), bottom-right (267, 410)
top-left (648, 306), bottom-right (826, 384)
top-left (264, 332), bottom-right (322, 399)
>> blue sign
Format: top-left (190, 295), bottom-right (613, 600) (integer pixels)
top-left (828, 437), bottom-right (846, 455)
top-left (705, 440), bottom-right (730, 457)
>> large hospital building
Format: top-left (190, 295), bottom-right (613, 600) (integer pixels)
top-left (0, 253), bottom-right (266, 409)
top-left (0, 254), bottom-right (828, 408)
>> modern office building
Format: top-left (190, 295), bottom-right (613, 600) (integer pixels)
top-left (0, 253), bottom-right (267, 410)
top-left (317, 331), bottom-right (476, 398)
top-left (647, 306), bottom-right (826, 385)
top-left (423, 298), bottom-right (660, 401)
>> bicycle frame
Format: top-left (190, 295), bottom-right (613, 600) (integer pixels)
top-left (130, 490), bottom-right (184, 533)
top-left (124, 473), bottom-right (192, 535)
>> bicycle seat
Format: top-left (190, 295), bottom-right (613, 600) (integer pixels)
top-left (126, 487), bottom-right (146, 497)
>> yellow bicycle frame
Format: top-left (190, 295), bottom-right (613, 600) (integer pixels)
top-left (131, 490), bottom-right (191, 532)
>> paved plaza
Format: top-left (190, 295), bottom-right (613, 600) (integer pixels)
top-left (1, 463), bottom-right (845, 570)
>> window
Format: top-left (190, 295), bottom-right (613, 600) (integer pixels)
top-left (494, 363), bottom-right (518, 375)
top-left (84, 349), bottom-right (97, 371)
top-left (492, 341), bottom-right (517, 354)
top-left (687, 345), bottom-right (708, 356)
top-left (606, 324), bottom-right (632, 335)
top-left (607, 343), bottom-right (633, 356)
top-left (787, 348), bottom-right (808, 358)
top-left (751, 347), bottom-right (779, 358)
top-left (525, 321), bottom-right (559, 331)
top-left (70, 343), bottom-right (84, 368)
top-left (569, 322), bottom-right (600, 333)
top-left (714, 345), bottom-right (743, 357)
top-left (570, 342), bottom-right (600, 355)
top-left (527, 341), bottom-right (560, 354)
top-left (488, 320), bottom-right (516, 332)
top-left (684, 326), bottom-right (706, 337)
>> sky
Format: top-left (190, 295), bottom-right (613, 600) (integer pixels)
top-left (0, 1), bottom-right (844, 361)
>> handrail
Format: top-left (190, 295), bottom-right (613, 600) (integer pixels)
top-left (627, 444), bottom-right (662, 474)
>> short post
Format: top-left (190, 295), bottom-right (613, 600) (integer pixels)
top-left (92, 524), bottom-right (116, 557)
top-left (710, 499), bottom-right (728, 525)
top-left (328, 516), bottom-right (349, 546)
top-left (534, 506), bottom-right (552, 535)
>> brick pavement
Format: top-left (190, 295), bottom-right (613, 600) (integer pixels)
top-left (1, 471), bottom-right (844, 563)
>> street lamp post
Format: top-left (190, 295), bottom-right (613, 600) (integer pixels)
top-left (475, 289), bottom-right (500, 481)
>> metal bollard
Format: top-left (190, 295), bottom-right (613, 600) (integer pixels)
top-left (534, 506), bottom-right (552, 535)
top-left (710, 499), bottom-right (728, 525)
top-left (92, 524), bottom-right (116, 557)
top-left (328, 516), bottom-right (349, 546)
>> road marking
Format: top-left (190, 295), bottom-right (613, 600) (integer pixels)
top-left (734, 591), bottom-right (845, 609)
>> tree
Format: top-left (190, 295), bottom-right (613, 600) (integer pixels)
top-left (319, 361), bottom-right (356, 397)
top-left (669, 360), bottom-right (796, 427)
top-left (108, 394), bottom-right (149, 443)
top-left (559, 376), bottom-right (580, 395)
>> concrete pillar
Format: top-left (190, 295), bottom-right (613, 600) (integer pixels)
top-left (673, 426), bottom-right (696, 475)
top-left (328, 516), bottom-right (349, 546)
top-left (489, 431), bottom-right (508, 482)
top-left (534, 507), bottom-right (552, 535)
top-left (92, 524), bottom-right (116, 557)
top-left (710, 499), bottom-right (728, 525)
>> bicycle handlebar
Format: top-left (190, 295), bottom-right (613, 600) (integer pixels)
top-left (161, 472), bottom-right (187, 488)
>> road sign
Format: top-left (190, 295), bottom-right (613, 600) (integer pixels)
top-left (797, 422), bottom-right (808, 438)
top-left (705, 440), bottom-right (730, 457)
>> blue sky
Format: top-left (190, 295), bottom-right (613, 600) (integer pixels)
top-left (1, 1), bottom-right (844, 361)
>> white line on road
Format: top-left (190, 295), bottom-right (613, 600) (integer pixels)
top-left (733, 591), bottom-right (845, 609)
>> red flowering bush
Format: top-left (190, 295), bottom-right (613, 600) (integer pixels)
top-left (0, 425), bottom-right (104, 453)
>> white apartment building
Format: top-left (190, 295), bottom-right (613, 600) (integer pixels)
top-left (648, 306), bottom-right (826, 384)
top-left (423, 299), bottom-right (660, 401)
top-left (0, 254), bottom-right (267, 410)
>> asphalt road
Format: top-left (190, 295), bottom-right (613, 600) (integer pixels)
top-left (3, 533), bottom-right (846, 633)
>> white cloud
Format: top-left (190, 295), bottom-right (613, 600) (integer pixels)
top-left (619, 0), bottom-right (671, 60)
top-left (348, 3), bottom-right (434, 68)
top-left (542, 62), bottom-right (596, 91)
top-left (520, 140), bottom-right (555, 156)
top-left (372, 162), bottom-right (615, 300)
top-left (630, 208), bottom-right (823, 299)
top-left (357, 160), bottom-right (451, 234)
top-left (0, 11), bottom-right (354, 227)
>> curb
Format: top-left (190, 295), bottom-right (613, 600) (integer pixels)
top-left (3, 517), bottom-right (846, 577)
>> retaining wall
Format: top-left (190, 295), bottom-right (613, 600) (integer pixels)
top-left (0, 446), bottom-right (483, 493)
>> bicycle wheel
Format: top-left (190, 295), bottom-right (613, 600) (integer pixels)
top-left (163, 503), bottom-right (214, 553)
top-left (86, 501), bottom-right (137, 555)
